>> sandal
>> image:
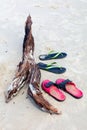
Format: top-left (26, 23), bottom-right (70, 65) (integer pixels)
top-left (41, 80), bottom-right (66, 101)
top-left (39, 50), bottom-right (67, 60)
top-left (56, 79), bottom-right (83, 98)
top-left (37, 62), bottom-right (66, 74)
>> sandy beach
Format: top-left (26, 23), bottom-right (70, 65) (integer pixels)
top-left (0, 0), bottom-right (87, 130)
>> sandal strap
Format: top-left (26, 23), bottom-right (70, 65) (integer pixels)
top-left (47, 62), bottom-right (57, 67)
top-left (51, 52), bottom-right (62, 59)
top-left (46, 62), bottom-right (62, 70)
top-left (48, 52), bottom-right (62, 59)
top-left (57, 79), bottom-right (72, 90)
top-left (45, 81), bottom-right (57, 88)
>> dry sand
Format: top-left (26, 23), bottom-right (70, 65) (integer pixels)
top-left (0, 0), bottom-right (87, 130)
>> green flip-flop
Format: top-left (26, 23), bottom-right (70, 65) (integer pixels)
top-left (39, 50), bottom-right (67, 60)
top-left (37, 62), bottom-right (66, 74)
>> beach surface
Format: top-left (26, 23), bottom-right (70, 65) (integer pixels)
top-left (0, 0), bottom-right (87, 130)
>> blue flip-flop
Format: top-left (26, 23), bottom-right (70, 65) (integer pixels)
top-left (39, 50), bottom-right (67, 60)
top-left (37, 62), bottom-right (66, 74)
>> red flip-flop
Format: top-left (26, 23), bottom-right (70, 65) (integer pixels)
top-left (41, 80), bottom-right (66, 101)
top-left (56, 79), bottom-right (83, 98)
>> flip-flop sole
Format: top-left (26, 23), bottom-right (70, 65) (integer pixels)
top-left (37, 62), bottom-right (66, 74)
top-left (42, 80), bottom-right (66, 101)
top-left (39, 52), bottom-right (67, 60)
top-left (56, 79), bottom-right (83, 98)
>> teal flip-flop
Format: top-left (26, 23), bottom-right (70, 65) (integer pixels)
top-left (37, 62), bottom-right (66, 74)
top-left (39, 50), bottom-right (67, 60)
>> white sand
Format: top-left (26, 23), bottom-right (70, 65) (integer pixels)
top-left (0, 0), bottom-right (87, 130)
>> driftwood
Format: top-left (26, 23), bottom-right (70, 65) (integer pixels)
top-left (5, 16), bottom-right (60, 114)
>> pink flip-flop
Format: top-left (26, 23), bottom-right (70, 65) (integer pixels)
top-left (56, 79), bottom-right (83, 98)
top-left (41, 80), bottom-right (66, 101)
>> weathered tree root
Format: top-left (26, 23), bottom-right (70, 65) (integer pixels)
top-left (5, 15), bottom-right (60, 114)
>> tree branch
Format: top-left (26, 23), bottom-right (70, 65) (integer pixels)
top-left (5, 15), bottom-right (60, 114)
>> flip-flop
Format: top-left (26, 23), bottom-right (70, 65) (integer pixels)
top-left (41, 80), bottom-right (66, 101)
top-left (39, 50), bottom-right (67, 60)
top-left (56, 79), bottom-right (83, 98)
top-left (37, 62), bottom-right (66, 74)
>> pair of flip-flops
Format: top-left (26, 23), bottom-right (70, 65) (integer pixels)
top-left (38, 51), bottom-right (67, 74)
top-left (42, 79), bottom-right (83, 101)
